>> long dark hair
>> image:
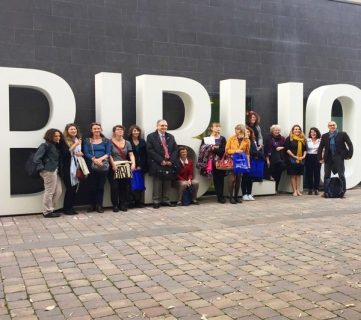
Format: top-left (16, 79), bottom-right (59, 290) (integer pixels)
top-left (89, 122), bottom-right (104, 138)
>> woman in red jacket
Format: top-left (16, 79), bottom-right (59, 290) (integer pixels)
top-left (176, 146), bottom-right (199, 205)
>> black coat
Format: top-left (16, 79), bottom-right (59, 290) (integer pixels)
top-left (146, 131), bottom-right (178, 176)
top-left (129, 138), bottom-right (148, 172)
top-left (318, 131), bottom-right (353, 163)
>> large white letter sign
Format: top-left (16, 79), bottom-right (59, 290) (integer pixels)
top-left (306, 84), bottom-right (361, 189)
top-left (220, 79), bottom-right (246, 138)
top-left (277, 83), bottom-right (304, 192)
top-left (136, 75), bottom-right (212, 202)
top-left (0, 67), bottom-right (76, 215)
top-left (95, 72), bottom-right (123, 137)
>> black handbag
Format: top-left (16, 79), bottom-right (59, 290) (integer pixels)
top-left (156, 165), bottom-right (177, 180)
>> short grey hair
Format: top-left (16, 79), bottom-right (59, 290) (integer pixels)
top-left (270, 124), bottom-right (281, 133)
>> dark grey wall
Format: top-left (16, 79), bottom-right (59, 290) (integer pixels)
top-left (2, 0), bottom-right (361, 130)
top-left (2, 0), bottom-right (361, 196)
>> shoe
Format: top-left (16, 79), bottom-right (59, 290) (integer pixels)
top-left (153, 203), bottom-right (160, 209)
top-left (44, 211), bottom-right (60, 218)
top-left (248, 195), bottom-right (255, 201)
top-left (87, 205), bottom-right (96, 213)
top-left (63, 209), bottom-right (78, 215)
top-left (96, 206), bottom-right (104, 213)
top-left (135, 202), bottom-right (145, 208)
top-left (308, 189), bottom-right (313, 195)
top-left (177, 201), bottom-right (182, 206)
top-left (242, 195), bottom-right (250, 201)
top-left (112, 206), bottom-right (119, 213)
top-left (191, 200), bottom-right (199, 205)
top-left (217, 197), bottom-right (226, 204)
top-left (163, 202), bottom-right (176, 207)
top-left (234, 197), bottom-right (242, 203)
top-left (229, 197), bottom-right (237, 204)
top-left (314, 190), bottom-right (319, 195)
top-left (120, 205), bottom-right (128, 212)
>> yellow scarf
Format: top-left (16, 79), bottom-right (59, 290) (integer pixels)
top-left (292, 135), bottom-right (304, 163)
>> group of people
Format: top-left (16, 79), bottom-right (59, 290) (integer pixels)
top-left (32, 112), bottom-right (353, 218)
top-left (265, 121), bottom-right (353, 197)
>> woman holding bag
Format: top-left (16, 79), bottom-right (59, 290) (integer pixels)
top-left (83, 122), bottom-right (111, 213)
top-left (61, 123), bottom-right (84, 215)
top-left (199, 122), bottom-right (227, 203)
top-left (225, 124), bottom-right (250, 204)
top-left (109, 125), bottom-right (136, 212)
top-left (128, 125), bottom-right (148, 208)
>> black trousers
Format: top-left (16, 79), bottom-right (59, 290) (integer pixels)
top-left (305, 154), bottom-right (321, 190)
top-left (109, 172), bottom-right (130, 207)
top-left (270, 163), bottom-right (285, 191)
top-left (88, 169), bottom-right (108, 206)
top-left (241, 173), bottom-right (253, 195)
top-left (212, 168), bottom-right (226, 200)
top-left (62, 171), bottom-right (78, 211)
top-left (324, 155), bottom-right (346, 192)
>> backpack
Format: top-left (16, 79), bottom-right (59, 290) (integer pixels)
top-left (323, 177), bottom-right (344, 198)
top-left (25, 143), bottom-right (49, 178)
top-left (25, 152), bottom-right (39, 178)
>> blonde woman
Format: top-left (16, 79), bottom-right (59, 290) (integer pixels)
top-left (284, 124), bottom-right (307, 196)
top-left (225, 124), bottom-right (250, 204)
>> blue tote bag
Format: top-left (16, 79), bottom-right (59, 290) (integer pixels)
top-left (233, 153), bottom-right (250, 174)
top-left (250, 158), bottom-right (264, 178)
top-left (131, 169), bottom-right (146, 191)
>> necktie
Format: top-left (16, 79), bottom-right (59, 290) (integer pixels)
top-left (161, 135), bottom-right (170, 159)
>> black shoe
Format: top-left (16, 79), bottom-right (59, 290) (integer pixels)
top-left (120, 205), bottom-right (128, 212)
top-left (96, 206), bottom-right (104, 213)
top-left (135, 202), bottom-right (145, 208)
top-left (229, 197), bottom-right (237, 204)
top-left (153, 203), bottom-right (160, 209)
top-left (112, 206), bottom-right (119, 213)
top-left (235, 197), bottom-right (242, 203)
top-left (64, 209), bottom-right (78, 215)
top-left (44, 212), bottom-right (60, 218)
top-left (314, 190), bottom-right (319, 195)
top-left (217, 197), bottom-right (226, 204)
top-left (162, 202), bottom-right (176, 207)
top-left (87, 205), bottom-right (96, 213)
top-left (308, 189), bottom-right (312, 195)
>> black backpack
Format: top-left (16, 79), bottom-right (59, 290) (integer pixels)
top-left (323, 177), bottom-right (344, 198)
top-left (25, 143), bottom-right (49, 178)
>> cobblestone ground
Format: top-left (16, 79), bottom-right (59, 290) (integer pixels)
top-left (1, 189), bottom-right (361, 320)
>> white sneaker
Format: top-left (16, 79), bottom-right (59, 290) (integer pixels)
top-left (248, 194), bottom-right (255, 201)
top-left (242, 195), bottom-right (250, 201)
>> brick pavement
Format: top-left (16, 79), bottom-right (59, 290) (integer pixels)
top-left (1, 189), bottom-right (361, 320)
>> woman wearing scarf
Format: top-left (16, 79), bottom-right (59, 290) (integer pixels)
top-left (285, 124), bottom-right (307, 196)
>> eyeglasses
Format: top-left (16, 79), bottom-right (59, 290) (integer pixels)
top-left (328, 124), bottom-right (336, 127)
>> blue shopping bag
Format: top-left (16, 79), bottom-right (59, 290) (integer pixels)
top-left (250, 158), bottom-right (264, 178)
top-left (131, 169), bottom-right (146, 191)
top-left (233, 153), bottom-right (250, 174)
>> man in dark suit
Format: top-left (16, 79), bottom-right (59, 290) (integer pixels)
top-left (317, 121), bottom-right (353, 195)
top-left (147, 119), bottom-right (178, 208)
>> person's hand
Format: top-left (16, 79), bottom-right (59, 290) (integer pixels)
top-left (166, 161), bottom-right (172, 166)
top-left (131, 163), bottom-right (136, 171)
top-left (266, 159), bottom-right (270, 168)
top-left (112, 165), bottom-right (117, 172)
top-left (276, 146), bottom-right (284, 151)
top-left (75, 151), bottom-right (83, 156)
top-left (161, 160), bottom-right (167, 166)
top-left (187, 179), bottom-right (192, 186)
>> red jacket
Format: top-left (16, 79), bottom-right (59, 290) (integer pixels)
top-left (177, 158), bottom-right (194, 181)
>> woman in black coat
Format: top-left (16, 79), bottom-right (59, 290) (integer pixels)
top-left (128, 125), bottom-right (148, 208)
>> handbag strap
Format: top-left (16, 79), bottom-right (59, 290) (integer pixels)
top-left (112, 140), bottom-right (128, 161)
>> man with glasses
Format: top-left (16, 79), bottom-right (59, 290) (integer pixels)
top-left (318, 121), bottom-right (353, 197)
top-left (147, 119), bottom-right (178, 208)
